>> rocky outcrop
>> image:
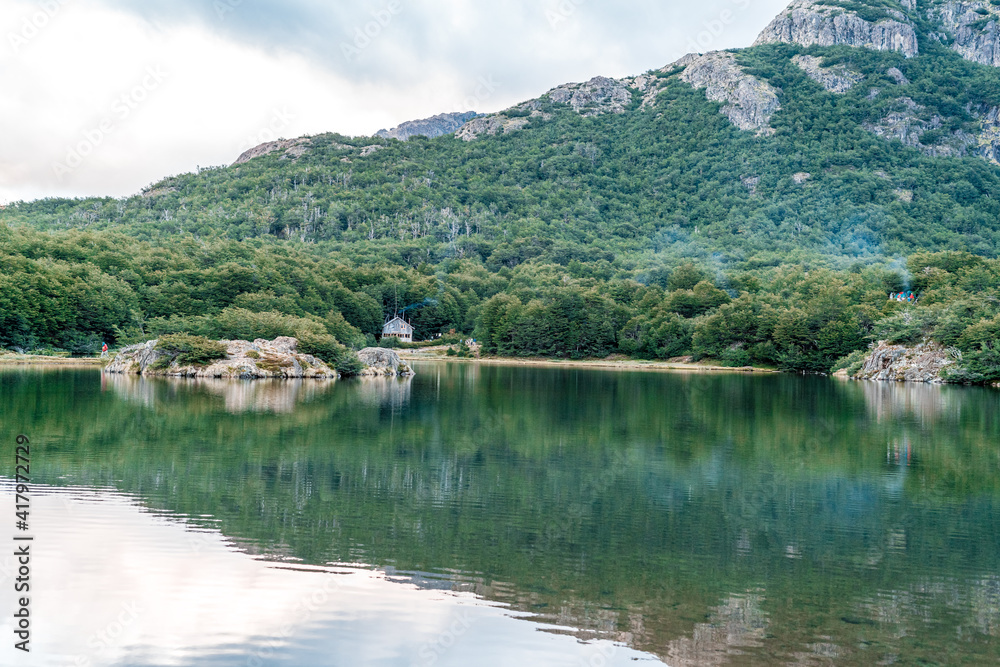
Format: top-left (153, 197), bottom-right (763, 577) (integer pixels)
top-left (975, 104), bottom-right (1000, 163)
top-left (886, 67), bottom-right (910, 85)
top-left (232, 138), bottom-right (310, 165)
top-left (356, 347), bottom-right (414, 376)
top-left (928, 0), bottom-right (1000, 66)
top-left (104, 337), bottom-right (337, 379)
top-left (679, 52), bottom-right (782, 134)
top-left (754, 0), bottom-right (919, 57)
top-left (792, 54), bottom-right (863, 93)
top-left (455, 75), bottom-right (641, 141)
top-left (864, 96), bottom-right (978, 157)
top-left (377, 111), bottom-right (479, 141)
top-left (545, 76), bottom-right (634, 116)
top-left (455, 114), bottom-right (530, 141)
top-left (853, 340), bottom-right (954, 383)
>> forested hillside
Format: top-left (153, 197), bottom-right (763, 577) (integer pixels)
top-left (2, 0), bottom-right (999, 380)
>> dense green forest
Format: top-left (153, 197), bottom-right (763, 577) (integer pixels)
top-left (2, 0), bottom-right (1000, 380)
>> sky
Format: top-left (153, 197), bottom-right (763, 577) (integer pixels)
top-left (0, 0), bottom-right (790, 204)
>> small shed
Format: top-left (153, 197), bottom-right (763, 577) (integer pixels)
top-left (381, 316), bottom-right (414, 343)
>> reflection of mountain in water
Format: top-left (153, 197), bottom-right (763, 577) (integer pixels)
top-left (9, 364), bottom-right (1000, 664)
top-left (103, 374), bottom-right (336, 413)
top-left (665, 590), bottom-right (768, 667)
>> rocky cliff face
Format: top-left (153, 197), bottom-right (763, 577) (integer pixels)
top-left (679, 52), bottom-right (782, 134)
top-left (754, 0), bottom-right (919, 56)
top-left (105, 337), bottom-right (337, 379)
top-left (928, 0), bottom-right (1000, 66)
top-left (861, 95), bottom-right (1000, 162)
top-left (233, 138), bottom-right (311, 166)
top-left (455, 75), bottom-right (643, 141)
top-left (792, 54), bottom-right (863, 93)
top-left (455, 114), bottom-right (532, 141)
top-left (863, 96), bottom-right (977, 157)
top-left (853, 340), bottom-right (955, 382)
top-left (376, 111), bottom-right (479, 141)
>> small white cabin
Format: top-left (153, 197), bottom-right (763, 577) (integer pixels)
top-left (382, 316), bottom-right (414, 343)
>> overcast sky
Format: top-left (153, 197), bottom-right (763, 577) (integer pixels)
top-left (0, 0), bottom-right (789, 203)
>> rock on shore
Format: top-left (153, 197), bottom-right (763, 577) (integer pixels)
top-left (105, 337), bottom-right (336, 379)
top-left (852, 340), bottom-right (954, 383)
top-left (356, 347), bottom-right (414, 376)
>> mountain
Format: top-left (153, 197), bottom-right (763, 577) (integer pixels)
top-left (375, 111), bottom-right (479, 141)
top-left (12, 0), bottom-right (1000, 264)
top-left (2, 0), bottom-right (999, 380)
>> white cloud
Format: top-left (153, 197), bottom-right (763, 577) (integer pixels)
top-left (0, 0), bottom-right (789, 203)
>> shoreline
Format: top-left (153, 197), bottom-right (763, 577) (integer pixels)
top-left (397, 351), bottom-right (779, 374)
top-left (0, 355), bottom-right (104, 367)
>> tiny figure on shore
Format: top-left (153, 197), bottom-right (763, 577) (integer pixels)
top-left (101, 342), bottom-right (109, 358)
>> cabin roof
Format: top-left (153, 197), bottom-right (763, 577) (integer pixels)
top-left (382, 316), bottom-right (414, 333)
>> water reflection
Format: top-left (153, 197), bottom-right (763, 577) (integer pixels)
top-left (101, 373), bottom-right (414, 414)
top-left (2, 364), bottom-right (999, 665)
top-left (665, 590), bottom-right (768, 667)
top-left (350, 375), bottom-right (413, 411)
top-left (102, 373), bottom-right (338, 413)
top-left (859, 378), bottom-right (964, 423)
top-left (0, 484), bottom-right (656, 667)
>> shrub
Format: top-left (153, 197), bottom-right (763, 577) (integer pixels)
top-left (154, 334), bottom-right (228, 367)
top-left (832, 349), bottom-right (869, 376)
top-left (298, 332), bottom-right (364, 375)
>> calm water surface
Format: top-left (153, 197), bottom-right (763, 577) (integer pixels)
top-left (1, 362), bottom-right (999, 666)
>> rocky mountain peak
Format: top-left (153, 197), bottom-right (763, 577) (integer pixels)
top-left (754, 0), bottom-right (919, 56)
top-left (376, 111), bottom-right (479, 141)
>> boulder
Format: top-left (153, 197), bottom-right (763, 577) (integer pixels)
top-left (356, 347), bottom-right (414, 376)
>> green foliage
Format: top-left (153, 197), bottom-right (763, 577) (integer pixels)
top-left (154, 334), bottom-right (228, 367)
top-left (297, 332), bottom-right (363, 375)
top-left (832, 349), bottom-right (870, 376)
top-left (3, 28), bottom-right (1000, 380)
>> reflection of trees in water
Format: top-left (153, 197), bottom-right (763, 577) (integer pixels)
top-left (103, 374), bottom-right (336, 413)
top-left (13, 366), bottom-right (1000, 664)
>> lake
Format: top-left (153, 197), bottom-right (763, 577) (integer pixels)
top-left (1, 362), bottom-right (998, 666)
